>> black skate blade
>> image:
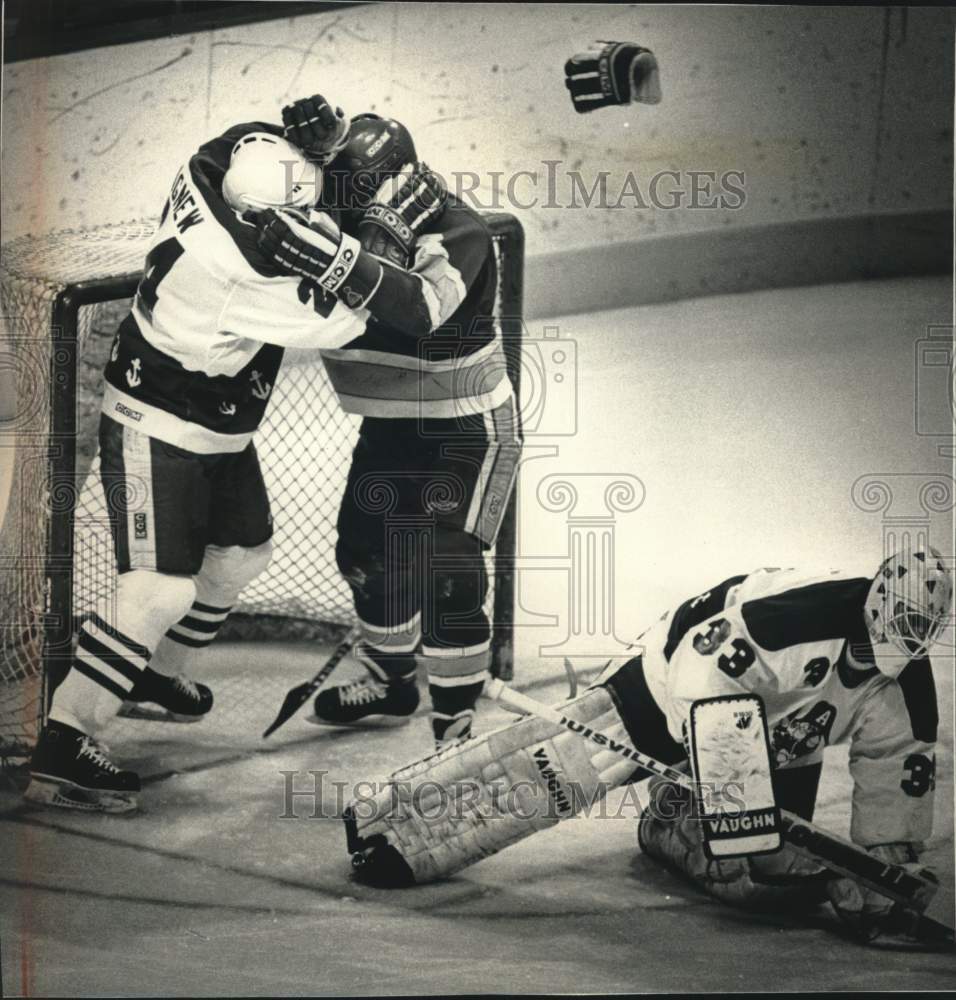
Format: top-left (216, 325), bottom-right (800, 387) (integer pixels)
top-left (118, 702), bottom-right (203, 724)
top-left (24, 776), bottom-right (138, 814)
top-left (304, 712), bottom-right (414, 730)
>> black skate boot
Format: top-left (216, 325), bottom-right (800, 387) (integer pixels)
top-left (24, 720), bottom-right (140, 814)
top-left (309, 675), bottom-right (420, 728)
top-left (430, 709), bottom-right (474, 749)
top-left (120, 667), bottom-right (214, 722)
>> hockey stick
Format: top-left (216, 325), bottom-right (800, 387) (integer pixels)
top-left (262, 626), bottom-right (359, 738)
top-left (563, 658), bottom-right (578, 699)
top-left (484, 678), bottom-right (954, 935)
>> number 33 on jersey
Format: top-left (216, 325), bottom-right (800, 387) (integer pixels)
top-left (634, 566), bottom-right (939, 849)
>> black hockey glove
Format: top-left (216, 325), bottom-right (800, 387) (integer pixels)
top-left (564, 41), bottom-right (661, 113)
top-left (357, 162), bottom-right (448, 268)
top-left (257, 208), bottom-right (382, 310)
top-left (282, 94), bottom-right (350, 162)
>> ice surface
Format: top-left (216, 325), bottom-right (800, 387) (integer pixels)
top-left (1, 277), bottom-right (953, 994)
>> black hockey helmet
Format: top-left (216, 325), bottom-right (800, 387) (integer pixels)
top-left (323, 113), bottom-right (417, 217)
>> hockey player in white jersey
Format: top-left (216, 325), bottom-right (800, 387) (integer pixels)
top-left (629, 550), bottom-right (951, 944)
top-left (345, 547), bottom-right (952, 946)
top-left (25, 97), bottom-right (376, 812)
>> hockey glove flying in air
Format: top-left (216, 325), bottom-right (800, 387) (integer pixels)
top-left (257, 208), bottom-right (383, 309)
top-left (281, 94), bottom-right (351, 163)
top-left (564, 41), bottom-right (661, 113)
top-left (358, 162), bottom-right (448, 268)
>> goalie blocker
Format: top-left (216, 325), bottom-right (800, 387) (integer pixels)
top-left (688, 694), bottom-right (781, 859)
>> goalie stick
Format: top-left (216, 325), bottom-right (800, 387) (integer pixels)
top-left (483, 677), bottom-right (955, 936)
top-left (262, 626), bottom-right (359, 738)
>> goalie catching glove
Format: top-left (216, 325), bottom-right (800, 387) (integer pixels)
top-left (827, 844), bottom-right (948, 949)
top-left (564, 41), bottom-right (661, 113)
top-left (256, 208), bottom-right (384, 310)
top-left (358, 162), bottom-right (448, 268)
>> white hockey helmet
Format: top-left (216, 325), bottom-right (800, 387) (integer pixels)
top-left (222, 132), bottom-right (321, 213)
top-left (863, 547), bottom-right (953, 677)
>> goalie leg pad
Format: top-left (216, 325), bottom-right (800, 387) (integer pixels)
top-left (345, 686), bottom-right (637, 885)
top-left (637, 777), bottom-right (828, 911)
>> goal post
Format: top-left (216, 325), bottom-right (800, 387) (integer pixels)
top-left (0, 212), bottom-right (524, 762)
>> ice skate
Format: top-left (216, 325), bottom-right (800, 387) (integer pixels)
top-left (308, 675), bottom-right (420, 728)
top-left (120, 667), bottom-right (214, 723)
top-left (24, 720), bottom-right (140, 814)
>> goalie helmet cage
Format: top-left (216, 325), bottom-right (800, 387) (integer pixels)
top-left (0, 212), bottom-right (524, 762)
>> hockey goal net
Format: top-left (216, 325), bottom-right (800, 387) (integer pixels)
top-left (0, 213), bottom-right (523, 762)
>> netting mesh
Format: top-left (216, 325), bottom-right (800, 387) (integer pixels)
top-left (0, 224), bottom-right (152, 759)
top-left (0, 216), bottom-right (522, 759)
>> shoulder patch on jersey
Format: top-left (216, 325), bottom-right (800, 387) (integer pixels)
top-left (663, 575), bottom-right (747, 662)
top-left (771, 701), bottom-right (836, 767)
top-left (740, 577), bottom-right (871, 651)
top-left (897, 657), bottom-right (938, 744)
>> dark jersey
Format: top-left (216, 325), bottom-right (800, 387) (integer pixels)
top-left (319, 196), bottom-right (513, 420)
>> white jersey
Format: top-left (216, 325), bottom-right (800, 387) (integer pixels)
top-left (103, 122), bottom-right (367, 454)
top-left (617, 567), bottom-right (938, 848)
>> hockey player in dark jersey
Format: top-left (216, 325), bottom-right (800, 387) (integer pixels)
top-left (25, 98), bottom-right (378, 812)
top-left (256, 109), bottom-right (521, 748)
top-left (345, 548), bottom-right (953, 947)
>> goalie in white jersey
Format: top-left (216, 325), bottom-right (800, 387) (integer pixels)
top-left (628, 551), bottom-right (950, 942)
top-left (345, 547), bottom-right (952, 946)
top-left (25, 99), bottom-right (372, 812)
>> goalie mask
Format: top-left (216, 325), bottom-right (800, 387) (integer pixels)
top-left (863, 547), bottom-right (953, 677)
top-left (323, 113), bottom-right (417, 217)
top-left (222, 132), bottom-right (321, 214)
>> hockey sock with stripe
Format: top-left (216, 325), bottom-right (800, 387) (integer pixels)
top-left (49, 614), bottom-right (153, 734)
